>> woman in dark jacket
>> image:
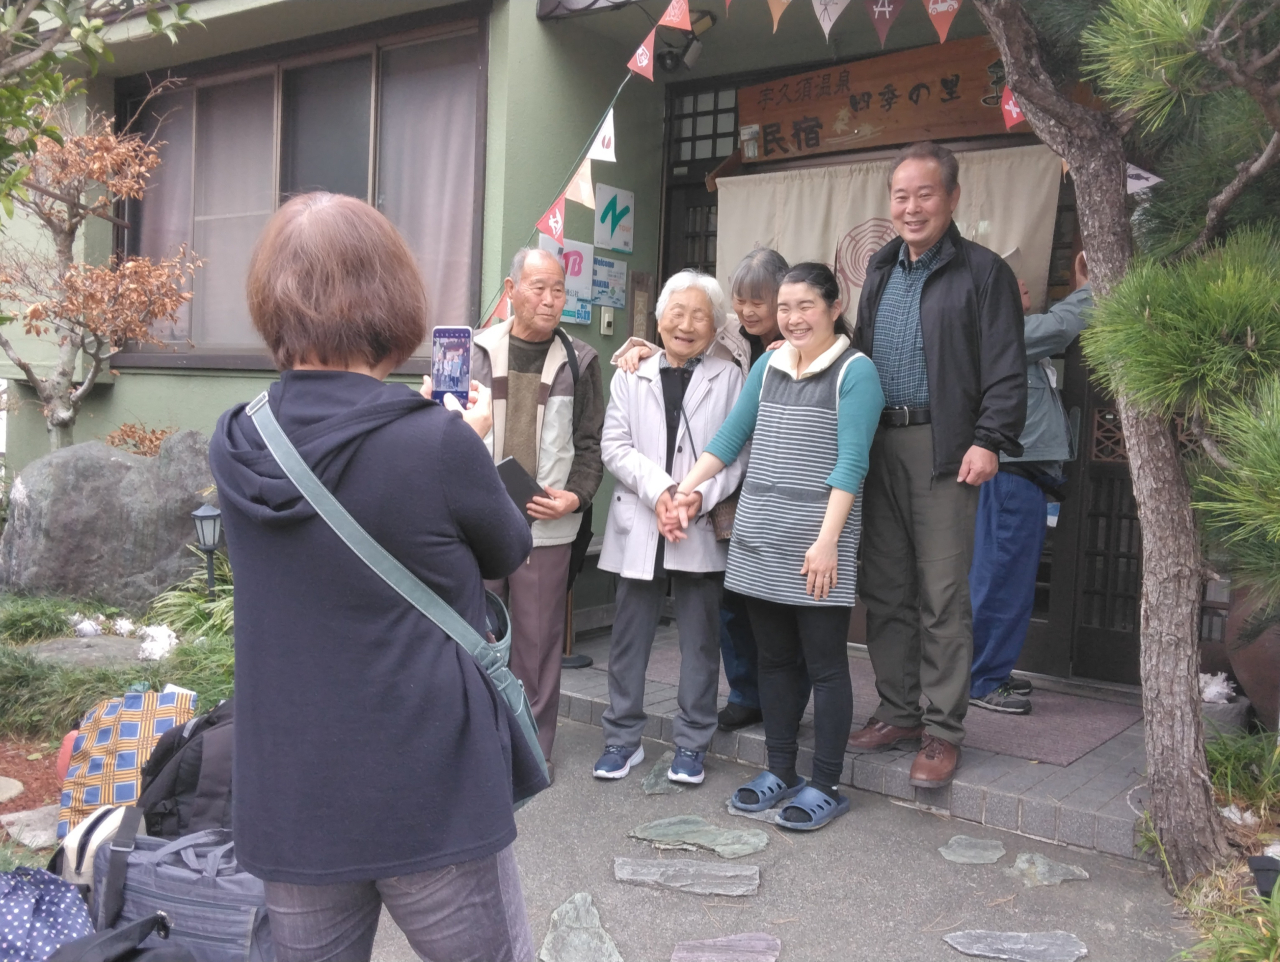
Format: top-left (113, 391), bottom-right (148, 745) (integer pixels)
top-left (209, 192), bottom-right (544, 962)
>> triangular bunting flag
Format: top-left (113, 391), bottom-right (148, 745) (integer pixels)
top-left (1000, 86), bottom-right (1026, 129)
top-left (725, 0), bottom-right (733, 9)
top-left (658, 0), bottom-right (692, 30)
top-left (536, 193), bottom-right (566, 246)
top-left (587, 108), bottom-right (616, 163)
top-left (863, 0), bottom-right (905, 47)
top-left (628, 27), bottom-right (657, 81)
top-left (767, 0), bottom-right (793, 32)
top-left (923, 0), bottom-right (961, 42)
top-left (566, 157), bottom-right (595, 209)
top-left (812, 0), bottom-right (852, 40)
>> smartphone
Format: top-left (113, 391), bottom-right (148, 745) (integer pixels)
top-left (431, 326), bottom-right (472, 406)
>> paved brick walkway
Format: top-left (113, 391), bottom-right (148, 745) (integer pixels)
top-left (558, 644), bottom-right (1149, 859)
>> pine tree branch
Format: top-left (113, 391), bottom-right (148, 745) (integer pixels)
top-left (1241, 0), bottom-right (1280, 34)
top-left (1188, 414), bottom-right (1236, 472)
top-left (1181, 130), bottom-right (1280, 258)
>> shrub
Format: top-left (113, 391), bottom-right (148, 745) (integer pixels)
top-left (147, 547), bottom-right (233, 638)
top-left (0, 635), bottom-right (234, 740)
top-left (1205, 732), bottom-right (1280, 822)
top-left (0, 596), bottom-right (120, 645)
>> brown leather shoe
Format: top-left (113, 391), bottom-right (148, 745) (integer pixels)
top-left (847, 719), bottom-right (925, 753)
top-left (909, 734), bottom-right (961, 788)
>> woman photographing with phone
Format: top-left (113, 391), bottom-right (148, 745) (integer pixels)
top-left (670, 263), bottom-right (884, 832)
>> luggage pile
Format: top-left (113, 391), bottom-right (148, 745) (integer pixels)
top-left (1, 694), bottom-right (273, 961)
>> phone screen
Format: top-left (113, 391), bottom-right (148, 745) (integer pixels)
top-left (431, 327), bottom-right (472, 406)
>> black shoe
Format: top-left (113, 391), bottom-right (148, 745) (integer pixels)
top-left (972, 684), bottom-right (1032, 715)
top-left (1004, 675), bottom-right (1033, 696)
top-left (718, 703), bottom-right (763, 731)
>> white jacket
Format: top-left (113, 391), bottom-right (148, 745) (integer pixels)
top-left (598, 353), bottom-right (746, 581)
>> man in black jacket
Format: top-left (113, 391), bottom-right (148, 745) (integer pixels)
top-left (847, 142), bottom-right (1026, 789)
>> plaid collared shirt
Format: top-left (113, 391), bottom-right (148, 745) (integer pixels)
top-left (871, 239), bottom-right (944, 408)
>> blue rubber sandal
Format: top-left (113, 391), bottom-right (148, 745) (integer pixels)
top-left (730, 772), bottom-right (807, 812)
top-left (775, 785), bottom-right (851, 831)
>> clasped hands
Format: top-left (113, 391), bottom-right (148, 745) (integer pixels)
top-left (655, 488), bottom-right (703, 543)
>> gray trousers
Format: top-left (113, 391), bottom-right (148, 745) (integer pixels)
top-left (601, 570), bottom-right (723, 753)
top-left (861, 424), bottom-right (980, 745)
top-left (262, 843), bottom-right (533, 962)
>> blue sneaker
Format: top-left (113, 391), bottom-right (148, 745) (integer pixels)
top-left (593, 744), bottom-right (644, 779)
top-left (668, 747), bottom-right (706, 785)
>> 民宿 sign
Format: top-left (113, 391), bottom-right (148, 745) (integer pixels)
top-left (737, 36), bottom-right (1009, 162)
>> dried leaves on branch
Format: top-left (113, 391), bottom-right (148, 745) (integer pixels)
top-left (0, 104), bottom-right (201, 449)
top-left (105, 422), bottom-right (173, 457)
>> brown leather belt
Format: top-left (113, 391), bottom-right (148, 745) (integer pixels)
top-left (880, 406), bottom-right (932, 428)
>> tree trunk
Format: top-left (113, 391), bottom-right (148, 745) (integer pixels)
top-left (1119, 397), bottom-right (1232, 882)
top-left (47, 421), bottom-right (73, 451)
top-left (972, 0), bottom-right (1231, 887)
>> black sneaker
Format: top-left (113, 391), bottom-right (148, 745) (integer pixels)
top-left (717, 702), bottom-right (763, 731)
top-left (972, 684), bottom-right (1032, 715)
top-left (1004, 676), bottom-right (1033, 696)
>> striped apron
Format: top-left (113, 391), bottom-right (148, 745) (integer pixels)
top-left (724, 346), bottom-right (865, 608)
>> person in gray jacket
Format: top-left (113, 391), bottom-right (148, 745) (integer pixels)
top-left (969, 252), bottom-right (1092, 714)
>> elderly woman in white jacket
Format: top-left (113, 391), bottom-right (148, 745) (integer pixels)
top-left (593, 270), bottom-right (745, 786)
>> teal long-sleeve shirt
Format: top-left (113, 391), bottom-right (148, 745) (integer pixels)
top-left (704, 350), bottom-right (885, 494)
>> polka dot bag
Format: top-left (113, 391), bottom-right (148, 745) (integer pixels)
top-left (0, 867), bottom-right (93, 961)
top-left (58, 690), bottom-right (197, 840)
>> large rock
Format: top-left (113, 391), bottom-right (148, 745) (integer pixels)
top-left (1, 432), bottom-right (215, 607)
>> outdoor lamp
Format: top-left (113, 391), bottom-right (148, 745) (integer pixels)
top-left (191, 504), bottom-right (222, 601)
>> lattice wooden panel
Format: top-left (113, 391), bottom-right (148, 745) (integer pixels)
top-left (1091, 408), bottom-right (1127, 463)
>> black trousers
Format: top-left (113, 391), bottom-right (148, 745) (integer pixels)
top-left (745, 598), bottom-right (853, 791)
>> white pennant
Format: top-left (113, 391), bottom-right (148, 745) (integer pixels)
top-left (565, 157), bottom-right (595, 209)
top-left (811, 0), bottom-right (852, 39)
top-left (587, 108), bottom-right (616, 163)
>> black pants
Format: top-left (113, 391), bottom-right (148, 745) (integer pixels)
top-left (745, 598), bottom-right (853, 791)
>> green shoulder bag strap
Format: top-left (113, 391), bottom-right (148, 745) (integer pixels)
top-left (244, 392), bottom-right (549, 794)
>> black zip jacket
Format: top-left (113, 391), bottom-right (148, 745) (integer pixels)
top-left (853, 221), bottom-right (1028, 476)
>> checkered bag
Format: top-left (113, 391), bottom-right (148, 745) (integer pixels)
top-left (58, 691), bottom-right (197, 840)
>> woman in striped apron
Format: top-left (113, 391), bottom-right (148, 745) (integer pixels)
top-left (671, 263), bottom-right (884, 831)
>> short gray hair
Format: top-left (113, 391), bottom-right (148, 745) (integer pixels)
top-left (888, 141), bottom-right (960, 193)
top-left (508, 247), bottom-right (564, 285)
top-left (729, 248), bottom-right (789, 303)
top-left (656, 269), bottom-right (727, 329)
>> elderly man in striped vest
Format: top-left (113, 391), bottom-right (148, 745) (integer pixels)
top-left (473, 248), bottom-right (605, 781)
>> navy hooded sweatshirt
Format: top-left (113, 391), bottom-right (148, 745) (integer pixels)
top-left (209, 370), bottom-right (543, 884)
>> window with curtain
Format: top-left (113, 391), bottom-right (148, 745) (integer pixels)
top-left (125, 28), bottom-right (482, 359)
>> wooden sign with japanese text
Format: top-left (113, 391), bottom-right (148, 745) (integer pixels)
top-left (737, 35), bottom-right (1009, 163)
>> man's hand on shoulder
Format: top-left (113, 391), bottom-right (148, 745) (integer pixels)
top-left (957, 445), bottom-right (998, 486)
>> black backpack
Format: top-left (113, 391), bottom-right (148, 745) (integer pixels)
top-left (136, 698), bottom-right (234, 839)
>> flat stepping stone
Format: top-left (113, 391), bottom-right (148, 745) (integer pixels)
top-left (0, 776), bottom-right (23, 804)
top-left (943, 930), bottom-right (1088, 962)
top-left (538, 892), bottom-right (623, 962)
top-left (1004, 853), bottom-right (1089, 887)
top-left (27, 635), bottom-right (142, 667)
top-left (940, 835), bottom-right (1006, 864)
top-left (724, 799), bottom-right (779, 824)
top-left (614, 857), bottom-right (759, 896)
top-left (671, 932), bottom-right (782, 961)
top-left (1, 804), bottom-right (60, 850)
top-left (630, 815), bottom-right (768, 860)
top-left (643, 751), bottom-right (684, 795)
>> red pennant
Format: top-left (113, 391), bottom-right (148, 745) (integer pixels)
top-left (863, 0), bottom-right (905, 47)
top-left (659, 0), bottom-right (692, 30)
top-left (536, 194), bottom-right (566, 246)
top-left (627, 27), bottom-right (657, 81)
top-left (1001, 86), bottom-right (1026, 129)
top-left (923, 0), bottom-right (960, 42)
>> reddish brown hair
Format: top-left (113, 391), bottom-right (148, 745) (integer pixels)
top-left (246, 193), bottom-right (428, 370)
